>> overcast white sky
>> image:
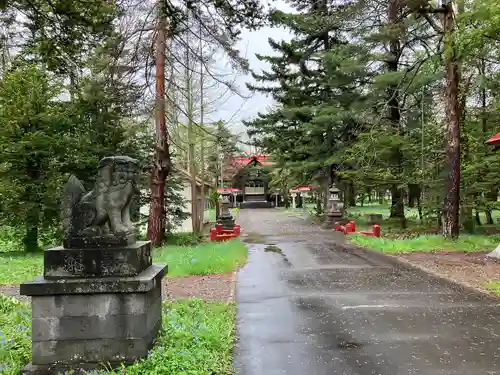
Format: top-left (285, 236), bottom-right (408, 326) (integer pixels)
top-left (214, 0), bottom-right (294, 148)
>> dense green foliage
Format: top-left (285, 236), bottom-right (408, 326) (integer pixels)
top-left (0, 0), bottom-right (268, 250)
top-left (0, 0), bottom-right (148, 251)
top-left (0, 296), bottom-right (236, 375)
top-left (244, 0), bottom-right (500, 237)
top-left (164, 173), bottom-right (191, 235)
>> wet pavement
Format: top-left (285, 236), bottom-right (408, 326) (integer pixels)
top-left (233, 209), bottom-right (500, 375)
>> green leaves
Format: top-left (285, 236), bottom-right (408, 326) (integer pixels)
top-left (0, 295), bottom-right (31, 374)
top-left (0, 61), bottom-right (149, 251)
top-left (0, 297), bottom-right (236, 375)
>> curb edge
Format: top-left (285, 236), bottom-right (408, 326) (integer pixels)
top-left (229, 270), bottom-right (237, 303)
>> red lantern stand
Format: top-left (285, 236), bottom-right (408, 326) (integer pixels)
top-left (333, 220), bottom-right (381, 238)
top-left (210, 223), bottom-right (241, 242)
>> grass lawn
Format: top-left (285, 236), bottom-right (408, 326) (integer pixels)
top-left (350, 233), bottom-right (500, 254)
top-left (153, 239), bottom-right (248, 277)
top-left (347, 203), bottom-right (500, 226)
top-left (0, 253), bottom-right (42, 284)
top-left (0, 295), bottom-right (235, 375)
top-left (0, 295), bottom-right (30, 374)
top-left (0, 239), bottom-right (248, 284)
top-left (486, 281), bottom-right (500, 296)
top-left (345, 203), bottom-right (500, 253)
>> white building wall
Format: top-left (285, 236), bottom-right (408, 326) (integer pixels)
top-left (138, 177), bottom-right (209, 234)
top-left (178, 184), bottom-right (193, 232)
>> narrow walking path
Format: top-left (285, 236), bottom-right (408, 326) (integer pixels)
top-left (234, 209), bottom-right (500, 375)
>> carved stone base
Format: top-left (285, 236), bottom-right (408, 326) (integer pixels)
top-left (217, 215), bottom-right (235, 230)
top-left (63, 232), bottom-right (137, 249)
top-left (322, 212), bottom-right (346, 228)
top-left (20, 264), bottom-right (166, 375)
top-left (43, 241), bottom-right (152, 279)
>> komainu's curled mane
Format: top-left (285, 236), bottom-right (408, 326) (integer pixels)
top-left (61, 156), bottom-right (140, 248)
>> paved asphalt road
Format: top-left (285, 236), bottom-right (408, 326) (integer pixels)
top-left (233, 209), bottom-right (500, 375)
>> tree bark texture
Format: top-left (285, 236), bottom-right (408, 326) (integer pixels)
top-left (387, 0), bottom-right (405, 221)
top-left (442, 2), bottom-right (460, 239)
top-left (147, 10), bottom-right (172, 247)
top-left (185, 27), bottom-right (199, 234)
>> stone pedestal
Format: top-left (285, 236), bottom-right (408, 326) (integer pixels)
top-left (323, 211), bottom-right (347, 228)
top-left (217, 214), bottom-right (235, 230)
top-left (323, 202), bottom-right (345, 228)
top-left (20, 241), bottom-right (166, 375)
top-left (63, 232), bottom-right (137, 249)
top-left (217, 195), bottom-right (235, 230)
top-left (44, 241), bottom-right (152, 279)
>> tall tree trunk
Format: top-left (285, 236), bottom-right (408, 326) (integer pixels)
top-left (378, 190), bottom-right (384, 205)
top-left (147, 8), bottom-right (171, 246)
top-left (24, 213), bottom-right (39, 253)
top-left (485, 188), bottom-right (496, 224)
top-left (442, 1), bottom-right (460, 238)
top-left (479, 57), bottom-right (491, 226)
top-left (348, 182), bottom-right (356, 207)
top-left (324, 167), bottom-right (331, 211)
top-left (459, 74), bottom-right (474, 233)
top-left (416, 194), bottom-right (423, 221)
top-left (185, 25), bottom-right (199, 234)
top-left (475, 210), bottom-right (482, 225)
top-left (198, 20), bottom-right (206, 230)
top-left (24, 170), bottom-right (41, 252)
top-left (408, 184), bottom-right (419, 208)
top-left (387, 0), bottom-right (405, 225)
top-left (215, 176), bottom-right (220, 219)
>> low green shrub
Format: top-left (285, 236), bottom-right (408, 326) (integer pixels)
top-left (0, 295), bottom-right (31, 374)
top-left (0, 298), bottom-right (235, 375)
top-left (165, 232), bottom-right (202, 247)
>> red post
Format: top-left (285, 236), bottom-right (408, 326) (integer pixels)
top-left (333, 222), bottom-right (341, 231)
top-left (373, 224), bottom-right (381, 238)
top-left (345, 222), bottom-right (353, 234)
top-left (350, 221), bottom-right (356, 233)
top-left (210, 228), bottom-right (217, 241)
top-left (234, 224), bottom-right (241, 236)
top-left (216, 224), bottom-right (223, 234)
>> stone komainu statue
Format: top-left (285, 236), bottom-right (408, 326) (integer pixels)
top-left (61, 156), bottom-right (141, 248)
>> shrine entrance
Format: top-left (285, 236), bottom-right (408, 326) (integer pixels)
top-left (244, 181), bottom-right (265, 201)
top-left (232, 156), bottom-right (273, 208)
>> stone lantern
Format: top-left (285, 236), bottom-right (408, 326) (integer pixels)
top-left (217, 195), bottom-right (235, 230)
top-left (323, 183), bottom-right (345, 228)
top-left (290, 190), bottom-right (297, 209)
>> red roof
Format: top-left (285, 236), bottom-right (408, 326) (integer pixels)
top-left (487, 133), bottom-right (500, 146)
top-left (233, 155), bottom-right (274, 167)
top-left (290, 185), bottom-right (313, 192)
top-left (217, 188), bottom-right (242, 194)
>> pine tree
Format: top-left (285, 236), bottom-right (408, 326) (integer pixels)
top-left (245, 1), bottom-right (370, 195)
